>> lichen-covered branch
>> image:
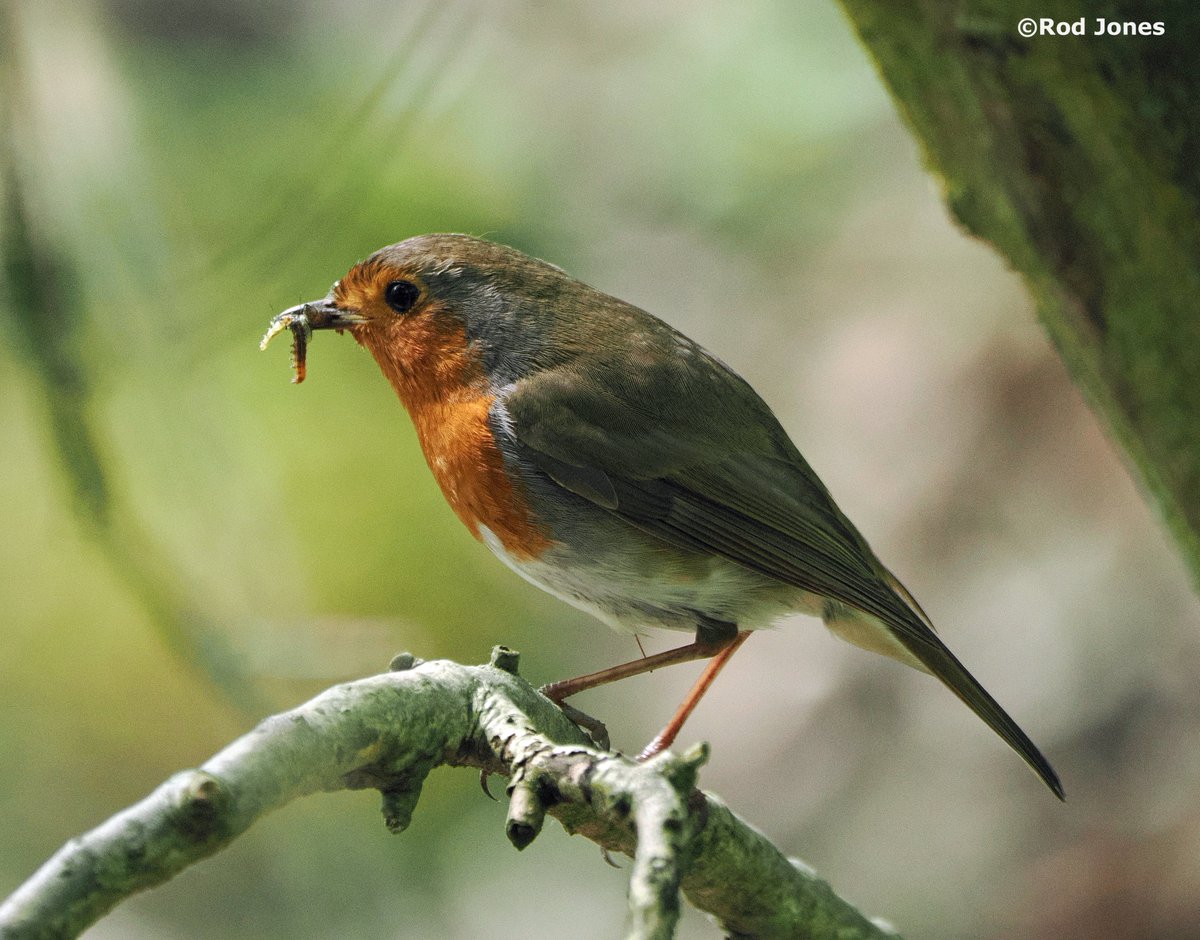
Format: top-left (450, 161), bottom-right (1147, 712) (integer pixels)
top-left (838, 0), bottom-right (1200, 588)
top-left (0, 650), bottom-right (899, 940)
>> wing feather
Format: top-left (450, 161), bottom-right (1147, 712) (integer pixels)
top-left (500, 359), bottom-right (1063, 798)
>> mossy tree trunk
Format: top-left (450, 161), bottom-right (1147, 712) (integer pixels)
top-left (838, 1), bottom-right (1200, 588)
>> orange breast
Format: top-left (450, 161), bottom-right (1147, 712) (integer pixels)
top-left (408, 393), bottom-right (551, 560)
top-left (344, 286), bottom-right (551, 560)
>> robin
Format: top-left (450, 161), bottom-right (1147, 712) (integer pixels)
top-left (264, 233), bottom-right (1063, 799)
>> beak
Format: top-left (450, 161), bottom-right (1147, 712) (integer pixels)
top-left (282, 298), bottom-right (367, 331)
top-left (261, 298), bottom-right (369, 384)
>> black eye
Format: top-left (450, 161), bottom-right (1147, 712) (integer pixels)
top-left (384, 279), bottom-right (420, 314)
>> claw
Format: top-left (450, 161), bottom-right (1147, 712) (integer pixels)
top-left (552, 701), bottom-right (611, 751)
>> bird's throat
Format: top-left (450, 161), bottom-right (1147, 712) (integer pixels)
top-left (355, 319), bottom-right (551, 561)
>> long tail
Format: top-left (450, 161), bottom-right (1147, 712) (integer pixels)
top-left (896, 621), bottom-right (1064, 800)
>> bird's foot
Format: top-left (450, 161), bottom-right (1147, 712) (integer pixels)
top-left (550, 699), bottom-right (611, 751)
top-left (635, 731), bottom-right (670, 763)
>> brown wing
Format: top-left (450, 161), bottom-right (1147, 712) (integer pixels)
top-left (503, 358), bottom-right (1064, 799)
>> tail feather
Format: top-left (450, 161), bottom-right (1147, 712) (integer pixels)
top-left (898, 623), bottom-right (1064, 800)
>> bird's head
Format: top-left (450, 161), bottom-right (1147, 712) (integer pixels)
top-left (278, 233), bottom-right (612, 402)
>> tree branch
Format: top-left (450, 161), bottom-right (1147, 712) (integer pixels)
top-left (0, 649), bottom-right (899, 940)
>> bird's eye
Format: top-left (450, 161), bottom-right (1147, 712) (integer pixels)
top-left (384, 279), bottom-right (420, 314)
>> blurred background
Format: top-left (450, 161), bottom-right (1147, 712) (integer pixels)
top-left (2, 1), bottom-right (1198, 937)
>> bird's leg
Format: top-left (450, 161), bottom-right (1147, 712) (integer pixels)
top-left (539, 619), bottom-right (749, 757)
top-left (637, 630), bottom-right (751, 761)
top-left (539, 631), bottom-right (737, 702)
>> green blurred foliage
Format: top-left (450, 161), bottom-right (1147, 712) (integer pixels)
top-left (2, 1), bottom-right (1198, 938)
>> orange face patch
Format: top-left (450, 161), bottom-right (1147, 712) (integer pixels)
top-left (332, 258), bottom-right (393, 313)
top-left (336, 260), bottom-right (551, 560)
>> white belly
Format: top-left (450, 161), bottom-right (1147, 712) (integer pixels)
top-left (479, 525), bottom-right (822, 635)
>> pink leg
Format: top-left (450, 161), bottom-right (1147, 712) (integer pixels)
top-left (637, 631), bottom-right (752, 761)
top-left (540, 633), bottom-right (736, 702)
